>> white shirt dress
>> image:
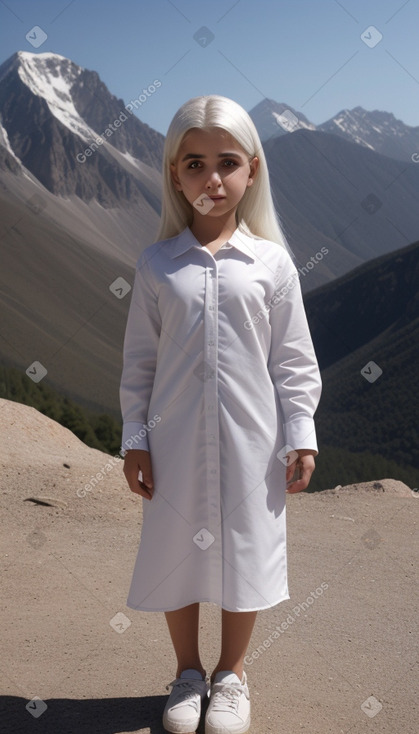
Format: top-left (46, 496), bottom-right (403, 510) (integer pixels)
top-left (120, 225), bottom-right (322, 612)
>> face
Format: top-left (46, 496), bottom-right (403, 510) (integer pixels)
top-left (170, 127), bottom-right (259, 220)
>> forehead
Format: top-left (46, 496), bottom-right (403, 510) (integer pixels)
top-left (177, 127), bottom-right (243, 153)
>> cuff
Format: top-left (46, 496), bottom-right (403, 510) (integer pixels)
top-left (283, 416), bottom-right (318, 455)
top-left (121, 421), bottom-right (150, 452)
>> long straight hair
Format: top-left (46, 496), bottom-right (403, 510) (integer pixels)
top-left (155, 95), bottom-right (290, 250)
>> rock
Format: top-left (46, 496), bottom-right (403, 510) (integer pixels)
top-left (24, 496), bottom-right (68, 508)
top-left (322, 478), bottom-right (412, 498)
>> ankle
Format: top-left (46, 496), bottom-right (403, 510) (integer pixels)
top-left (176, 666), bottom-right (206, 679)
top-left (211, 665), bottom-right (244, 683)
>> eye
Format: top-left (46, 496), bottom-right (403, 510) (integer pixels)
top-left (222, 159), bottom-right (238, 167)
top-left (187, 160), bottom-right (202, 169)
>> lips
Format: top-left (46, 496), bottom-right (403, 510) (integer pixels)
top-left (208, 196), bottom-right (226, 200)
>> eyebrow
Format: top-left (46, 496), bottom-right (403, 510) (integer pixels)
top-left (180, 152), bottom-right (243, 162)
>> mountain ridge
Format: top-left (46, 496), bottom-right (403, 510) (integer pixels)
top-left (1, 50), bottom-right (418, 281)
top-left (0, 50), bottom-right (418, 427)
top-left (305, 240), bottom-right (419, 479)
top-left (249, 97), bottom-right (419, 163)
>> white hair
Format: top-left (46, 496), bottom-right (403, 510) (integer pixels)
top-left (154, 95), bottom-right (290, 250)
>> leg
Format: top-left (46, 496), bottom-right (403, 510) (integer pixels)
top-left (164, 603), bottom-right (206, 678)
top-left (211, 609), bottom-right (257, 682)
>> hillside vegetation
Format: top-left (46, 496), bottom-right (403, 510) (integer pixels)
top-left (0, 363), bottom-right (122, 456)
top-left (1, 360), bottom-right (416, 491)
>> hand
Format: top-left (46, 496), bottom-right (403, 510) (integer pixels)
top-left (123, 449), bottom-right (154, 500)
top-left (285, 449), bottom-right (316, 494)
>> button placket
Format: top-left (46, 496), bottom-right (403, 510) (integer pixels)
top-left (204, 262), bottom-right (221, 537)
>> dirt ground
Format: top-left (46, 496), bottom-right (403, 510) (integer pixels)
top-left (0, 398), bottom-right (417, 733)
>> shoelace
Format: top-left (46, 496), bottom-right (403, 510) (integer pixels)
top-left (166, 679), bottom-right (205, 709)
top-left (210, 682), bottom-right (244, 712)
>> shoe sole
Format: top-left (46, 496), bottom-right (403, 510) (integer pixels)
top-left (163, 719), bottom-right (199, 734)
top-left (163, 712), bottom-right (200, 733)
top-left (205, 716), bottom-right (251, 734)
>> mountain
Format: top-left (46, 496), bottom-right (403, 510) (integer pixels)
top-left (0, 52), bottom-right (166, 416)
top-left (0, 51), bottom-right (164, 205)
top-left (0, 187), bottom-right (132, 416)
top-left (304, 240), bottom-right (419, 370)
top-left (0, 51), bottom-right (164, 263)
top-left (0, 50), bottom-right (419, 420)
top-left (263, 128), bottom-right (419, 283)
top-left (249, 98), bottom-right (316, 142)
top-left (304, 240), bottom-right (419, 478)
top-left (1, 51), bottom-right (418, 279)
top-left (318, 106), bottom-right (419, 163)
top-left (250, 99), bottom-right (419, 163)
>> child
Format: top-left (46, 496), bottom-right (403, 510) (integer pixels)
top-left (120, 95), bottom-right (322, 734)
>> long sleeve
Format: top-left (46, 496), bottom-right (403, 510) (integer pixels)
top-left (119, 251), bottom-right (161, 451)
top-left (267, 256), bottom-right (322, 454)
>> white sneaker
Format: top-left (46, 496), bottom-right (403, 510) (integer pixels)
top-left (205, 670), bottom-right (250, 734)
top-left (163, 668), bottom-right (210, 733)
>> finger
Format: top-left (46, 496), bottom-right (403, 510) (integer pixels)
top-left (286, 459), bottom-right (297, 482)
top-left (137, 481), bottom-right (154, 500)
top-left (286, 463), bottom-right (314, 494)
top-left (286, 478), bottom-right (307, 494)
top-left (140, 457), bottom-right (154, 490)
top-left (128, 476), bottom-right (153, 500)
top-left (123, 465), bottom-right (153, 500)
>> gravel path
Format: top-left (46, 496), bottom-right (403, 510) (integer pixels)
top-left (1, 398), bottom-right (417, 733)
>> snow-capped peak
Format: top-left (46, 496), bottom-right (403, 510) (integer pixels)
top-left (272, 109), bottom-right (316, 133)
top-left (249, 98), bottom-right (317, 141)
top-left (318, 106), bottom-right (419, 154)
top-left (325, 109), bottom-right (375, 149)
top-left (15, 51), bottom-right (95, 143)
top-left (17, 50), bottom-right (76, 64)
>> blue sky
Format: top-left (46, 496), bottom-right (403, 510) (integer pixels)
top-left (0, 0), bottom-right (418, 135)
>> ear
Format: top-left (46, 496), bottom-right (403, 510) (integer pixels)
top-left (170, 162), bottom-right (183, 191)
top-left (247, 156), bottom-right (259, 186)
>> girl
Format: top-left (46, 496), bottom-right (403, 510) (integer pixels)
top-left (120, 95), bottom-right (322, 734)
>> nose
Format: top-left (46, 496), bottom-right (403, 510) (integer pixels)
top-left (206, 169), bottom-right (222, 189)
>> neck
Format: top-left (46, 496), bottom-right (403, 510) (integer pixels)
top-left (190, 210), bottom-right (238, 246)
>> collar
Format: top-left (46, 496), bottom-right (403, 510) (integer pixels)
top-left (167, 226), bottom-right (257, 261)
